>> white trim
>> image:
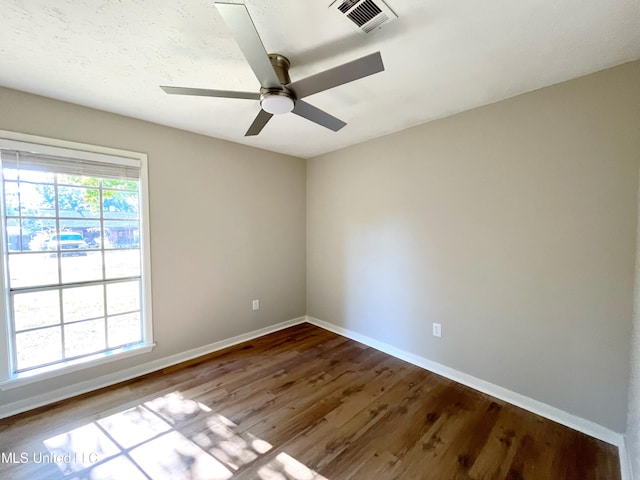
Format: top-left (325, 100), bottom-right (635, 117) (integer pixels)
top-left (138, 151), bottom-right (153, 348)
top-left (0, 140), bottom-right (140, 170)
top-left (305, 316), bottom-right (625, 448)
top-left (0, 343), bottom-right (155, 390)
top-left (0, 130), bottom-right (145, 164)
top-left (0, 130), bottom-right (154, 389)
top-left (620, 435), bottom-right (633, 480)
top-left (0, 173), bottom-right (9, 384)
top-left (0, 316), bottom-right (306, 419)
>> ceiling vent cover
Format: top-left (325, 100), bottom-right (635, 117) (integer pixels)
top-left (330, 0), bottom-right (397, 34)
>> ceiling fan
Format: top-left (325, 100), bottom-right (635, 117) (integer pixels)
top-left (160, 1), bottom-right (385, 137)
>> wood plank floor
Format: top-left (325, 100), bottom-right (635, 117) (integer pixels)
top-left (0, 323), bottom-right (621, 480)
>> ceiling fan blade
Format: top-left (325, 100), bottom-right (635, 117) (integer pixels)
top-left (160, 86), bottom-right (260, 100)
top-left (288, 51), bottom-right (384, 99)
top-left (245, 109), bottom-right (274, 136)
top-left (215, 2), bottom-right (281, 89)
top-left (292, 100), bottom-right (346, 132)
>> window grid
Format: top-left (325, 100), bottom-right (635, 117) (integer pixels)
top-left (4, 171), bottom-right (143, 374)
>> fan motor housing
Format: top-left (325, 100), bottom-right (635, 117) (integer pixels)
top-left (260, 88), bottom-right (295, 114)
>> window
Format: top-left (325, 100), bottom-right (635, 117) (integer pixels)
top-left (0, 132), bottom-right (153, 387)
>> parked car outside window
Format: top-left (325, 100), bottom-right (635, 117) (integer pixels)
top-left (46, 232), bottom-right (88, 256)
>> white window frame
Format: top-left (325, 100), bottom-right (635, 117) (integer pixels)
top-left (0, 130), bottom-right (154, 389)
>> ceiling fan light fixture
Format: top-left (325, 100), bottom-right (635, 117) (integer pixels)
top-left (261, 91), bottom-right (295, 115)
top-left (164, 3), bottom-right (385, 135)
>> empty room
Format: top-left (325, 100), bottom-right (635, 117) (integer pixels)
top-left (0, 0), bottom-right (639, 479)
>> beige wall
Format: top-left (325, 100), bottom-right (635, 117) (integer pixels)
top-left (307, 61), bottom-right (640, 432)
top-left (0, 87), bottom-right (306, 408)
top-left (629, 201), bottom-right (640, 477)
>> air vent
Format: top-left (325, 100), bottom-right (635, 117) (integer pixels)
top-left (330, 0), bottom-right (397, 34)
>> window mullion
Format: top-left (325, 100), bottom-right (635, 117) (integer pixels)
top-left (54, 175), bottom-right (66, 361)
top-left (8, 159), bottom-right (25, 372)
top-left (16, 160), bottom-right (23, 251)
top-left (100, 182), bottom-right (109, 350)
top-left (9, 276), bottom-right (143, 294)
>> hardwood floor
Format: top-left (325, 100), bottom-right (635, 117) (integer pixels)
top-left (0, 323), bottom-right (621, 479)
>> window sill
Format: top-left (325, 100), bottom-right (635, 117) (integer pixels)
top-left (0, 343), bottom-right (155, 390)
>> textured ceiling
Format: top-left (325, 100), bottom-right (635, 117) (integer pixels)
top-left (1, 0), bottom-right (639, 158)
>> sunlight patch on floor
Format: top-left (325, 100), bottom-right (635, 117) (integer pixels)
top-left (97, 404), bottom-right (172, 449)
top-left (42, 391), bottom-right (329, 479)
top-left (258, 452), bottom-right (329, 480)
top-left (43, 423), bottom-right (120, 474)
top-left (69, 455), bottom-right (147, 480)
top-left (128, 430), bottom-right (232, 480)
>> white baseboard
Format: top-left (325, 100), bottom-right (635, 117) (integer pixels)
top-left (305, 316), bottom-right (629, 476)
top-left (0, 316), bottom-right (307, 420)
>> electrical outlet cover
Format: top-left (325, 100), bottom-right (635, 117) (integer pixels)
top-left (432, 323), bottom-right (441, 337)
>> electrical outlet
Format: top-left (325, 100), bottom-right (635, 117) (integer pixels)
top-left (252, 299), bottom-right (260, 311)
top-left (432, 323), bottom-right (441, 338)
